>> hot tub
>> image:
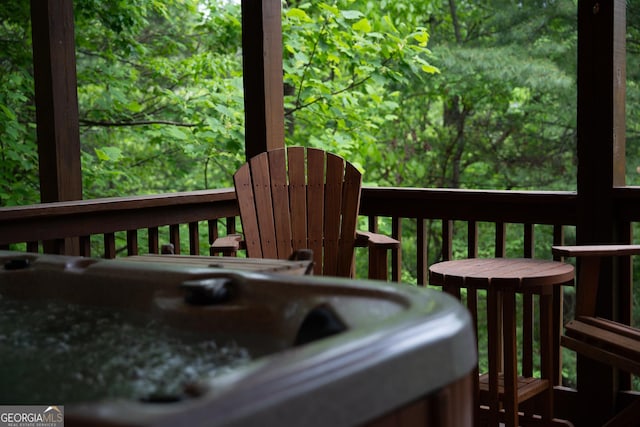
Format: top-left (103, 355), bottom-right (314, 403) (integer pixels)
top-left (0, 251), bottom-right (476, 427)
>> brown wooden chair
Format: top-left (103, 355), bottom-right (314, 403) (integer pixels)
top-left (212, 146), bottom-right (399, 280)
top-left (552, 245), bottom-right (640, 427)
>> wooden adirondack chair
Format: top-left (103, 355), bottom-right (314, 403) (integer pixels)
top-left (552, 245), bottom-right (640, 427)
top-left (212, 147), bottom-right (399, 280)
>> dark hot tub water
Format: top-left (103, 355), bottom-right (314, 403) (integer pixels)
top-left (0, 297), bottom-right (251, 404)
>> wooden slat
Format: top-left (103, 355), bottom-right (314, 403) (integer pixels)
top-left (79, 236), bottom-right (90, 257)
top-left (417, 218), bottom-right (427, 286)
top-left (169, 224), bottom-right (180, 255)
top-left (552, 224), bottom-right (565, 385)
top-left (188, 222), bottom-right (199, 255)
top-left (126, 229), bottom-right (138, 255)
top-left (148, 227), bottom-right (159, 254)
top-left (562, 333), bottom-right (640, 376)
top-left (323, 152), bottom-right (343, 276)
top-left (324, 155), bottom-right (344, 276)
top-left (208, 219), bottom-right (218, 256)
top-left (522, 291), bottom-right (534, 377)
top-left (268, 149), bottom-right (292, 259)
top-left (391, 217), bottom-right (401, 282)
top-left (337, 161), bottom-right (361, 277)
top-left (553, 244), bottom-right (640, 257)
top-left (307, 148), bottom-right (325, 273)
top-left (467, 221), bottom-right (478, 258)
top-left (249, 153), bottom-right (277, 259)
top-left (495, 222), bottom-right (506, 257)
top-left (234, 163), bottom-right (262, 258)
top-left (104, 232), bottom-right (116, 259)
top-left (442, 219), bottom-right (453, 261)
top-left (288, 147), bottom-right (307, 254)
top-left (524, 223), bottom-right (534, 258)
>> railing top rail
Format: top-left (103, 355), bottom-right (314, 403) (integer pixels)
top-left (0, 188), bottom-right (238, 245)
top-left (360, 187), bottom-right (578, 224)
top-left (0, 188), bottom-right (236, 220)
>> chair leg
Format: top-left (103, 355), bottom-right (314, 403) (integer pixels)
top-left (368, 247), bottom-right (388, 281)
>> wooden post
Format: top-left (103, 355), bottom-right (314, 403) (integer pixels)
top-left (241, 0), bottom-right (286, 161)
top-left (575, 1), bottom-right (626, 425)
top-left (30, 0), bottom-right (82, 203)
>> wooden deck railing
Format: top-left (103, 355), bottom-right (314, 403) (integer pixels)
top-left (0, 188), bottom-right (579, 264)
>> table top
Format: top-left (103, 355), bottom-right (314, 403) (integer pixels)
top-left (429, 258), bottom-right (574, 290)
top-left (123, 254), bottom-right (313, 275)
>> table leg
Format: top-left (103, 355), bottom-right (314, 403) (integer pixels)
top-left (503, 289), bottom-right (518, 427)
top-left (540, 290), bottom-right (554, 422)
top-left (487, 287), bottom-right (500, 426)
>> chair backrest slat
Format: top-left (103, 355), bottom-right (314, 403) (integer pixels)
top-left (337, 161), bottom-right (362, 276)
top-left (287, 147), bottom-right (307, 254)
top-left (323, 152), bottom-right (345, 276)
top-left (307, 148), bottom-right (326, 275)
top-left (249, 153), bottom-right (278, 259)
top-left (267, 149), bottom-right (293, 259)
top-left (234, 164), bottom-right (262, 257)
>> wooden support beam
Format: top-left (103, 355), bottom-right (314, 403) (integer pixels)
top-left (575, 1), bottom-right (626, 425)
top-left (30, 0), bottom-right (82, 203)
top-left (241, 0), bottom-right (286, 161)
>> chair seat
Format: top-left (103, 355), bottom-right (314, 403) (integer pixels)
top-left (562, 316), bottom-right (640, 376)
top-left (479, 373), bottom-right (550, 404)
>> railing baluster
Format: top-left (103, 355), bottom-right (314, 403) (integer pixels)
top-left (170, 224), bottom-right (180, 255)
top-left (417, 218), bottom-right (427, 286)
top-left (189, 222), bottom-right (199, 255)
top-left (208, 219), bottom-right (219, 256)
top-left (148, 227), bottom-right (159, 254)
top-left (552, 224), bottom-right (565, 385)
top-left (104, 233), bottom-right (116, 258)
top-left (79, 236), bottom-right (91, 257)
top-left (495, 222), bottom-right (506, 257)
top-left (225, 217), bottom-right (236, 257)
top-left (53, 239), bottom-right (65, 255)
top-left (524, 223), bottom-right (534, 258)
top-left (226, 216), bottom-right (236, 235)
top-left (127, 230), bottom-right (138, 256)
top-left (368, 216), bottom-right (378, 233)
top-left (442, 220), bottom-right (453, 261)
top-left (391, 217), bottom-right (401, 282)
top-left (522, 223), bottom-right (535, 377)
top-left (468, 221), bottom-right (478, 258)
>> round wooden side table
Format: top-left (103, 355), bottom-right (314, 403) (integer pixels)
top-left (429, 258), bottom-right (574, 427)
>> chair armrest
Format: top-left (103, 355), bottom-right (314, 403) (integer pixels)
top-left (552, 244), bottom-right (640, 258)
top-left (355, 231), bottom-right (400, 249)
top-left (210, 234), bottom-right (244, 255)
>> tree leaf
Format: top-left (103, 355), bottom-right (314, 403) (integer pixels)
top-left (352, 18), bottom-right (372, 33)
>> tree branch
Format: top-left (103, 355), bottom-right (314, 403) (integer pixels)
top-left (80, 119), bottom-right (198, 128)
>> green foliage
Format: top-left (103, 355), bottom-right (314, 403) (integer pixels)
top-left (74, 0), bottom-right (245, 198)
top-left (282, 1), bottom-right (438, 165)
top-left (0, 0), bottom-right (583, 206)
